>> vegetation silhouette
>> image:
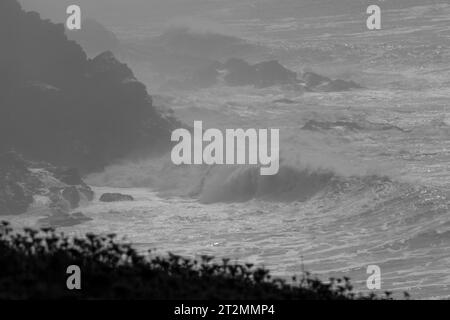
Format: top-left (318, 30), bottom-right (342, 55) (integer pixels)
top-left (0, 221), bottom-right (400, 300)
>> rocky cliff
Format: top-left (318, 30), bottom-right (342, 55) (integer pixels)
top-left (0, 0), bottom-right (179, 172)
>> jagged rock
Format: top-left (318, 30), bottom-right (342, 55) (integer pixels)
top-left (52, 166), bottom-right (94, 203)
top-left (0, 151), bottom-right (94, 215)
top-left (89, 51), bottom-right (135, 82)
top-left (99, 193), bottom-right (134, 202)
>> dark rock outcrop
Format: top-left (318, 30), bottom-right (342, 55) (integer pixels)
top-left (0, 0), bottom-right (179, 172)
top-left (253, 60), bottom-right (298, 88)
top-left (99, 193), bottom-right (134, 202)
top-left (0, 151), bottom-right (93, 216)
top-left (166, 58), bottom-right (361, 92)
top-left (300, 72), bottom-right (362, 92)
top-left (223, 59), bottom-right (297, 88)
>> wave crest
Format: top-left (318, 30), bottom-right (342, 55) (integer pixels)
top-left (86, 154), bottom-right (397, 204)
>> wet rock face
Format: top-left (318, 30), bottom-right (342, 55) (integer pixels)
top-left (52, 167), bottom-right (94, 207)
top-left (0, 151), bottom-right (93, 215)
top-left (99, 193), bottom-right (134, 202)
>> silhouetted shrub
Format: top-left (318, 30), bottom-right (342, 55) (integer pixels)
top-left (0, 222), bottom-right (396, 300)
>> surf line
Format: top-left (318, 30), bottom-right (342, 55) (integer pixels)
top-left (171, 121), bottom-right (279, 175)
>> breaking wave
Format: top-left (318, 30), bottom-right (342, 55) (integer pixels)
top-left (86, 153), bottom-right (399, 204)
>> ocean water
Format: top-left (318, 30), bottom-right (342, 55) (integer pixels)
top-left (82, 86), bottom-right (450, 299)
top-left (10, 0), bottom-right (450, 299)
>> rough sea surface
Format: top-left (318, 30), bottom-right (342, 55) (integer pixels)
top-left (10, 0), bottom-right (450, 299)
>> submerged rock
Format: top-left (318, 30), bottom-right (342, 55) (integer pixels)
top-left (99, 193), bottom-right (134, 202)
